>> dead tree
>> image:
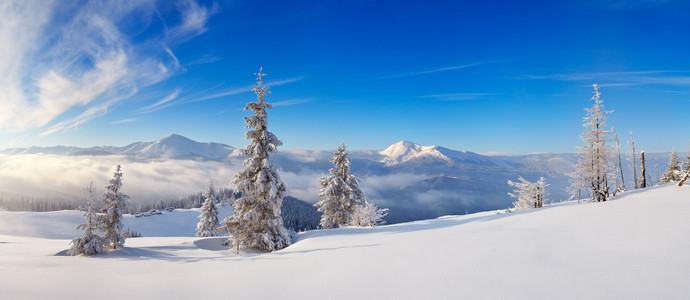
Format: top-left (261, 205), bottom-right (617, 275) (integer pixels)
top-left (630, 131), bottom-right (639, 189)
top-left (640, 151), bottom-right (647, 188)
top-left (613, 128), bottom-right (625, 191)
top-left (679, 172), bottom-right (689, 186)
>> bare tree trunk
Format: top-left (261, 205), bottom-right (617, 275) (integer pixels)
top-left (679, 172), bottom-right (689, 186)
top-left (602, 175), bottom-right (609, 201)
top-left (613, 128), bottom-right (625, 191)
top-left (640, 151), bottom-right (647, 189)
top-left (630, 131), bottom-right (639, 189)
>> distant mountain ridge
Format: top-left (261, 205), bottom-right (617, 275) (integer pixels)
top-left (0, 134), bottom-right (240, 160)
top-left (0, 134), bottom-right (670, 224)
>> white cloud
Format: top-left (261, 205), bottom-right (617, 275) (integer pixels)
top-left (378, 60), bottom-right (505, 79)
top-left (272, 98), bottom-right (313, 107)
top-left (167, 0), bottom-right (215, 43)
top-left (184, 77), bottom-right (305, 104)
top-left (0, 154), bottom-right (242, 202)
top-left (138, 89), bottom-right (182, 113)
top-left (524, 70), bottom-right (690, 88)
top-left (419, 93), bottom-right (497, 101)
top-left (111, 118), bottom-right (139, 125)
top-left (0, 0), bottom-right (214, 135)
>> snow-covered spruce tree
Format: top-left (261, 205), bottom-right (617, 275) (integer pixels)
top-left (350, 200), bottom-right (389, 227)
top-left (68, 182), bottom-right (104, 256)
top-left (101, 165), bottom-right (129, 249)
top-left (572, 84), bottom-right (613, 202)
top-left (224, 68), bottom-right (290, 253)
top-left (314, 143), bottom-right (367, 228)
top-left (508, 177), bottom-right (549, 210)
top-left (196, 182), bottom-right (220, 237)
top-left (661, 150), bottom-right (682, 184)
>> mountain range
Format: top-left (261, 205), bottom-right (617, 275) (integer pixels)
top-left (0, 134), bottom-right (671, 223)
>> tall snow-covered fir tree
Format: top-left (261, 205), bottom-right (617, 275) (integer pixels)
top-left (661, 150), bottom-right (682, 184)
top-left (573, 84), bottom-right (613, 202)
top-left (101, 165), bottom-right (129, 249)
top-left (315, 143), bottom-right (367, 228)
top-left (68, 182), bottom-right (104, 256)
top-left (196, 182), bottom-right (220, 237)
top-left (508, 177), bottom-right (549, 210)
top-left (225, 68), bottom-right (290, 253)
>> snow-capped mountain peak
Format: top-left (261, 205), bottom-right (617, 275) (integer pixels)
top-left (379, 141), bottom-right (451, 165)
top-left (122, 134), bottom-right (236, 159)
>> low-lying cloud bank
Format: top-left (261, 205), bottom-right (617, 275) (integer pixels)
top-left (0, 154), bottom-right (240, 202)
top-left (0, 154), bottom-right (428, 207)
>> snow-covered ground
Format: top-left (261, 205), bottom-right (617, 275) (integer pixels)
top-left (1, 184), bottom-right (688, 299)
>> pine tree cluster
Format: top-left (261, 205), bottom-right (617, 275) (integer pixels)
top-left (68, 165), bottom-right (131, 256)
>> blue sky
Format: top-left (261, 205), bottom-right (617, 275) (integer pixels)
top-left (1, 0), bottom-right (688, 154)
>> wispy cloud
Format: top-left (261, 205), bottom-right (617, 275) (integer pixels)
top-left (184, 77), bottom-right (305, 104)
top-left (110, 118), bottom-right (139, 125)
top-left (0, 0), bottom-right (215, 135)
top-left (138, 89), bottom-right (182, 113)
top-left (40, 88), bottom-right (137, 136)
top-left (524, 70), bottom-right (690, 87)
top-left (419, 93), bottom-right (497, 101)
top-left (182, 55), bottom-right (224, 67)
top-left (166, 0), bottom-right (216, 44)
top-left (588, 0), bottom-right (689, 11)
top-left (272, 98), bottom-right (313, 107)
top-left (378, 60), bottom-right (505, 79)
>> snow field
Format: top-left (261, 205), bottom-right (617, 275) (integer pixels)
top-left (0, 184), bottom-right (688, 299)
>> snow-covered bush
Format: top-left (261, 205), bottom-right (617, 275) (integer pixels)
top-left (101, 165), bottom-right (129, 249)
top-left (350, 200), bottom-right (389, 227)
top-left (661, 150), bottom-right (683, 184)
top-left (508, 177), bottom-right (548, 210)
top-left (196, 182), bottom-right (220, 237)
top-left (68, 183), bottom-right (104, 256)
top-left (225, 69), bottom-right (290, 253)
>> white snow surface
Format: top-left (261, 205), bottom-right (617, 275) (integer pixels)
top-left (1, 185), bottom-right (689, 299)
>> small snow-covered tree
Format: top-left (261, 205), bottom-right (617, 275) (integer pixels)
top-left (101, 165), bottom-right (129, 249)
top-left (350, 200), bottom-right (389, 227)
top-left (315, 143), bottom-right (367, 228)
top-left (68, 183), bottom-right (104, 256)
top-left (225, 68), bottom-right (290, 253)
top-left (196, 182), bottom-right (220, 237)
top-left (661, 150), bottom-right (682, 184)
top-left (508, 176), bottom-right (549, 210)
top-left (572, 84), bottom-right (613, 202)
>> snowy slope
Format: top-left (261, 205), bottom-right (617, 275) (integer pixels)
top-left (0, 185), bottom-right (688, 299)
